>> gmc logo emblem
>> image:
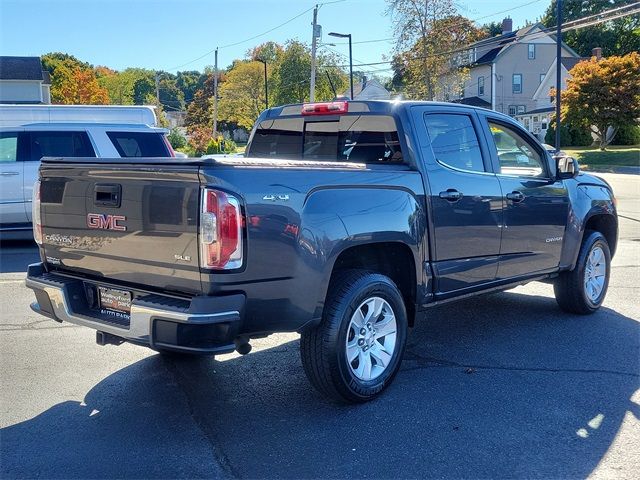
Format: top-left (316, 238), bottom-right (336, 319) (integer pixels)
top-left (87, 213), bottom-right (127, 231)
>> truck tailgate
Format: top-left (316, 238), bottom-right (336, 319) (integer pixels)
top-left (39, 163), bottom-right (202, 295)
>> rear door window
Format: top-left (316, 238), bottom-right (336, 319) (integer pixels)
top-left (107, 131), bottom-right (170, 157)
top-left (423, 114), bottom-right (485, 172)
top-left (248, 115), bottom-right (403, 164)
top-left (29, 131), bottom-right (95, 161)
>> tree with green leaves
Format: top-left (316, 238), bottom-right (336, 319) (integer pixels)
top-left (542, 0), bottom-right (639, 57)
top-left (386, 1), bottom-right (483, 99)
top-left (270, 40), bottom-right (346, 105)
top-left (184, 71), bottom-right (225, 129)
top-left (480, 21), bottom-right (503, 39)
top-left (248, 41), bottom-right (284, 64)
top-left (218, 61), bottom-right (268, 130)
top-left (561, 52), bottom-right (640, 149)
top-left (158, 77), bottom-right (185, 110)
top-left (176, 70), bottom-right (204, 104)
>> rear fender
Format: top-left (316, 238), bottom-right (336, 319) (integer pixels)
top-left (296, 187), bottom-right (425, 327)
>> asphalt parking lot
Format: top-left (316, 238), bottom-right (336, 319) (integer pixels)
top-left (1, 173), bottom-right (638, 479)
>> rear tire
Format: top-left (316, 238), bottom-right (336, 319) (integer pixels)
top-left (554, 231), bottom-right (611, 314)
top-left (300, 270), bottom-right (408, 403)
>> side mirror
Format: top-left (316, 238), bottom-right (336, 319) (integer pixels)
top-left (555, 154), bottom-right (580, 179)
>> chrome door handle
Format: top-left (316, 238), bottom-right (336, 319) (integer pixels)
top-left (0, 171), bottom-right (20, 176)
top-left (439, 189), bottom-right (463, 202)
top-left (506, 191), bottom-right (525, 203)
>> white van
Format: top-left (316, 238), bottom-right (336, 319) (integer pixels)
top-left (0, 105), bottom-right (174, 239)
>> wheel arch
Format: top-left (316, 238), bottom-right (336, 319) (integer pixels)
top-left (321, 241), bottom-right (419, 327)
top-left (583, 213), bottom-right (618, 257)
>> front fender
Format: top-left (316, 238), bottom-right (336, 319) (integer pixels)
top-left (559, 181), bottom-right (617, 270)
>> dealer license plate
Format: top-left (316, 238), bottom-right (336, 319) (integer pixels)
top-left (98, 286), bottom-right (132, 314)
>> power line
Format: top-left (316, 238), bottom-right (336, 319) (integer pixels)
top-left (166, 5), bottom-right (315, 71)
top-left (331, 3), bottom-right (640, 69)
top-left (329, 0), bottom-right (547, 47)
top-left (166, 1), bottom-right (346, 72)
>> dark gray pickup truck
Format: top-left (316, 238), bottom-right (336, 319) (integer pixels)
top-left (26, 101), bottom-right (617, 402)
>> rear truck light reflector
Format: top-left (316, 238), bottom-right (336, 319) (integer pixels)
top-left (163, 134), bottom-right (176, 157)
top-left (301, 101), bottom-right (349, 116)
top-left (33, 180), bottom-right (42, 245)
top-left (200, 188), bottom-right (243, 269)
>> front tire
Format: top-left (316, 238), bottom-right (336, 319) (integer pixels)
top-left (300, 270), bottom-right (408, 403)
top-left (554, 231), bottom-right (611, 314)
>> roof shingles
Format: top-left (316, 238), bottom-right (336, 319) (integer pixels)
top-left (0, 56), bottom-right (45, 81)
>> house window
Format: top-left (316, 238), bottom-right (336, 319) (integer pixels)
top-left (508, 105), bottom-right (517, 116)
top-left (540, 73), bottom-right (545, 84)
top-left (478, 76), bottom-right (485, 96)
top-left (512, 74), bottom-right (522, 94)
top-left (528, 44), bottom-right (536, 59)
top-left (517, 105), bottom-right (526, 114)
top-left (524, 118), bottom-right (531, 130)
top-left (533, 116), bottom-right (539, 122)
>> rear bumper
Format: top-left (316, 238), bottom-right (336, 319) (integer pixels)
top-left (25, 263), bottom-right (245, 355)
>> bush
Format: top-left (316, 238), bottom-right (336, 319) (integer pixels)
top-left (569, 124), bottom-right (593, 147)
top-left (205, 137), bottom-right (238, 155)
top-left (187, 126), bottom-right (211, 156)
top-left (167, 128), bottom-right (186, 150)
top-left (545, 119), bottom-right (592, 147)
top-left (613, 124), bottom-right (640, 145)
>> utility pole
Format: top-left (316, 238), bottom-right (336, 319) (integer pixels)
top-left (213, 47), bottom-right (219, 138)
top-left (310, 4), bottom-right (318, 102)
top-left (155, 72), bottom-right (160, 108)
top-left (555, 0), bottom-right (562, 151)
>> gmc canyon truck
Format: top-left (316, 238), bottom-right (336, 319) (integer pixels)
top-left (26, 101), bottom-right (617, 403)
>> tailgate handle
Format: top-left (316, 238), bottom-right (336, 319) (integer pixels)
top-left (94, 184), bottom-right (121, 207)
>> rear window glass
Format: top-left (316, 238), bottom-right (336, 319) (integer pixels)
top-left (107, 132), bottom-right (170, 157)
top-left (247, 115), bottom-right (403, 164)
top-left (0, 133), bottom-right (18, 163)
top-left (29, 131), bottom-right (95, 161)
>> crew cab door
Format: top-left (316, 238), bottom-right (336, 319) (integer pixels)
top-left (412, 106), bottom-right (503, 297)
top-left (479, 114), bottom-right (569, 279)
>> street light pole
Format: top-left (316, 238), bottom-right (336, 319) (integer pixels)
top-left (329, 31), bottom-right (353, 100)
top-left (257, 59), bottom-right (268, 110)
top-left (555, 0), bottom-right (562, 151)
top-left (347, 34), bottom-right (353, 100)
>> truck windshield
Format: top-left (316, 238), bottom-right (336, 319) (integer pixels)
top-left (247, 115), bottom-right (403, 164)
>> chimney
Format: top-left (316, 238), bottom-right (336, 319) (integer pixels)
top-left (502, 17), bottom-right (513, 34)
top-left (592, 47), bottom-right (602, 60)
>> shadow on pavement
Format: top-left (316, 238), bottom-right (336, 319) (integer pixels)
top-left (0, 240), bottom-right (39, 273)
top-left (2, 291), bottom-right (639, 478)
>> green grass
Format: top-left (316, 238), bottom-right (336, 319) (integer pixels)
top-left (563, 145), bottom-right (640, 169)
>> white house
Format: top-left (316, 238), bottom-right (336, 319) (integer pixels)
top-left (440, 19), bottom-right (580, 119)
top-left (344, 77), bottom-right (391, 100)
top-left (0, 56), bottom-right (51, 104)
top-left (514, 54), bottom-right (592, 140)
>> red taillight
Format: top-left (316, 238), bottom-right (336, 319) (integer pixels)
top-left (33, 180), bottom-right (42, 244)
top-left (301, 101), bottom-right (348, 116)
top-left (200, 189), bottom-right (243, 269)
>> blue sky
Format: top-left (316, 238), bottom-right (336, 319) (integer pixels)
top-left (0, 0), bottom-right (548, 75)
